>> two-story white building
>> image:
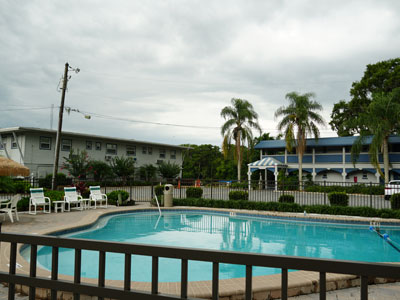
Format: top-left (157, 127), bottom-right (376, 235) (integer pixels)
top-left (0, 127), bottom-right (188, 178)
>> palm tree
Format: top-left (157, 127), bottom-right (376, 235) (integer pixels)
top-left (221, 98), bottom-right (261, 181)
top-left (351, 89), bottom-right (400, 183)
top-left (275, 92), bottom-right (325, 186)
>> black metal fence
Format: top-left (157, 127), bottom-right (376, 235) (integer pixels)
top-left (0, 178), bottom-right (391, 209)
top-left (1, 224), bottom-right (400, 300)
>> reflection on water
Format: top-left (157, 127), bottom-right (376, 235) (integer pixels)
top-left (31, 212), bottom-right (400, 282)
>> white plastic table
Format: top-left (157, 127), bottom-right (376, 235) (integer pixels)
top-left (53, 201), bottom-right (64, 213)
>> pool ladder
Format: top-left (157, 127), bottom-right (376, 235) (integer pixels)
top-left (154, 194), bottom-right (162, 229)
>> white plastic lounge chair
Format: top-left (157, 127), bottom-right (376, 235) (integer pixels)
top-left (0, 194), bottom-right (20, 223)
top-left (89, 186), bottom-right (108, 209)
top-left (29, 188), bottom-right (51, 215)
top-left (64, 187), bottom-right (84, 211)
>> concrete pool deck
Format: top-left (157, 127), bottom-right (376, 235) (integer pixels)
top-left (0, 204), bottom-right (399, 299)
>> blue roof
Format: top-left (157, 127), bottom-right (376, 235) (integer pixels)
top-left (255, 135), bottom-right (400, 149)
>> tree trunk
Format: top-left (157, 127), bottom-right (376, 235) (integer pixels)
top-left (298, 152), bottom-right (303, 190)
top-left (237, 134), bottom-right (241, 181)
top-left (383, 136), bottom-right (389, 183)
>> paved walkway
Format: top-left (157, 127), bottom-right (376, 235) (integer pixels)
top-left (280, 282), bottom-right (400, 300)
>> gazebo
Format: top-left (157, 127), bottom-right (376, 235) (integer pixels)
top-left (0, 157), bottom-right (30, 177)
top-left (247, 157), bottom-right (287, 191)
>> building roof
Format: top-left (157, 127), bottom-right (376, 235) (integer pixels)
top-left (0, 127), bottom-right (189, 150)
top-left (255, 135), bottom-right (400, 149)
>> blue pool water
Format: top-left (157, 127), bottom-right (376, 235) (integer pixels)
top-left (27, 211), bottom-right (400, 282)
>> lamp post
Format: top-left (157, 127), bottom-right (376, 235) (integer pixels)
top-left (51, 63), bottom-right (79, 190)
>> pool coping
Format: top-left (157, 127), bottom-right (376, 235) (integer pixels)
top-left (2, 205), bottom-right (400, 299)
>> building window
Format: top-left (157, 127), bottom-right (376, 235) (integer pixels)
top-left (362, 171), bottom-right (368, 180)
top-left (322, 173), bottom-right (327, 179)
top-left (86, 141), bottom-right (92, 150)
top-left (11, 136), bottom-right (17, 149)
top-left (61, 139), bottom-right (72, 151)
top-left (159, 149), bottom-right (166, 159)
top-left (40, 136), bottom-right (51, 150)
top-left (106, 143), bottom-right (117, 155)
top-left (142, 146), bottom-right (147, 154)
top-left (148, 147), bottom-right (152, 155)
top-left (171, 150), bottom-right (176, 159)
top-left (95, 142), bottom-right (101, 151)
top-left (0, 142), bottom-right (5, 150)
top-left (126, 146), bottom-right (136, 156)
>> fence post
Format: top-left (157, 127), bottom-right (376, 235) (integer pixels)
top-left (104, 181), bottom-right (107, 194)
top-left (210, 179), bottom-right (213, 200)
top-left (324, 181), bottom-right (327, 205)
top-left (130, 181), bottom-right (133, 201)
top-left (370, 182), bottom-right (372, 208)
top-left (151, 181), bottom-right (154, 199)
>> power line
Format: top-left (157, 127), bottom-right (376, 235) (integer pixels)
top-left (0, 107), bottom-right (53, 112)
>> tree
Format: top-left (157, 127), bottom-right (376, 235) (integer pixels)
top-left (110, 156), bottom-right (135, 183)
top-left (330, 58), bottom-right (400, 136)
top-left (351, 89), bottom-right (400, 183)
top-left (158, 161), bottom-right (181, 179)
top-left (62, 149), bottom-right (90, 179)
top-left (220, 98), bottom-right (261, 181)
top-left (139, 164), bottom-right (157, 181)
top-left (181, 144), bottom-right (223, 179)
top-left (275, 92), bottom-right (325, 186)
top-left (88, 160), bottom-right (113, 181)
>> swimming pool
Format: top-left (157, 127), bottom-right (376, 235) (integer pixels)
top-left (26, 210), bottom-right (400, 282)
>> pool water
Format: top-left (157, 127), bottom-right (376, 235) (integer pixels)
top-left (29, 211), bottom-right (400, 282)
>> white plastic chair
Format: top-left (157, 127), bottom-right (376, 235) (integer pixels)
top-left (64, 187), bottom-right (84, 211)
top-left (89, 186), bottom-right (108, 209)
top-left (29, 188), bottom-right (51, 215)
top-left (0, 195), bottom-right (20, 223)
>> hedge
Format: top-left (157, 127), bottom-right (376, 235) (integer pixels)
top-left (278, 195), bottom-right (295, 203)
top-left (391, 194), bottom-right (400, 210)
top-left (305, 184), bottom-right (384, 195)
top-left (172, 198), bottom-right (400, 219)
top-left (229, 191), bottom-right (248, 201)
top-left (107, 190), bottom-right (130, 205)
top-left (186, 187), bottom-right (203, 198)
top-left (328, 192), bottom-right (349, 206)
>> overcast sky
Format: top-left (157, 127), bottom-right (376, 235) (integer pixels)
top-left (1, 0), bottom-right (400, 147)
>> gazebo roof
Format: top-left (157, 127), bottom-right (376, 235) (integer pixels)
top-left (248, 157), bottom-right (286, 168)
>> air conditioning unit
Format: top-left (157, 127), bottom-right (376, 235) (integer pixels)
top-left (105, 155), bottom-right (112, 161)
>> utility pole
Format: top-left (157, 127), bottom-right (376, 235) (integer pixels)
top-left (51, 63), bottom-right (69, 190)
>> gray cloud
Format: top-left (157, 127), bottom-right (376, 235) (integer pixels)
top-left (1, 0), bottom-right (400, 146)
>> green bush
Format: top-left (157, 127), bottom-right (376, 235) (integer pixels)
top-left (186, 187), bottom-right (203, 198)
top-left (229, 191), bottom-right (249, 201)
top-left (231, 182), bottom-right (248, 189)
top-left (172, 197), bottom-right (400, 220)
top-left (305, 183), bottom-right (384, 195)
top-left (17, 196), bottom-right (30, 211)
top-left (154, 185), bottom-right (165, 197)
top-left (0, 177), bottom-right (16, 193)
top-left (278, 195), bottom-right (295, 203)
top-left (328, 192), bottom-right (349, 206)
top-left (39, 173), bottom-right (70, 189)
top-left (390, 194), bottom-right (400, 210)
top-left (107, 190), bottom-right (130, 205)
top-left (44, 190), bottom-right (64, 202)
top-left (13, 181), bottom-right (31, 193)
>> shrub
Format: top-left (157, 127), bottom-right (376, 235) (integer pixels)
top-left (229, 191), bottom-right (248, 201)
top-left (278, 195), bottom-right (295, 203)
top-left (0, 176), bottom-right (16, 193)
top-left (44, 190), bottom-right (64, 202)
top-left (231, 182), bottom-right (248, 189)
top-left (390, 193), bottom-right (400, 210)
top-left (328, 192), bottom-right (349, 206)
top-left (154, 185), bottom-right (165, 197)
top-left (186, 187), bottom-right (203, 198)
top-left (107, 190), bottom-right (130, 205)
top-left (39, 173), bottom-right (70, 189)
top-left (17, 196), bottom-right (30, 211)
top-left (13, 181), bottom-right (31, 193)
